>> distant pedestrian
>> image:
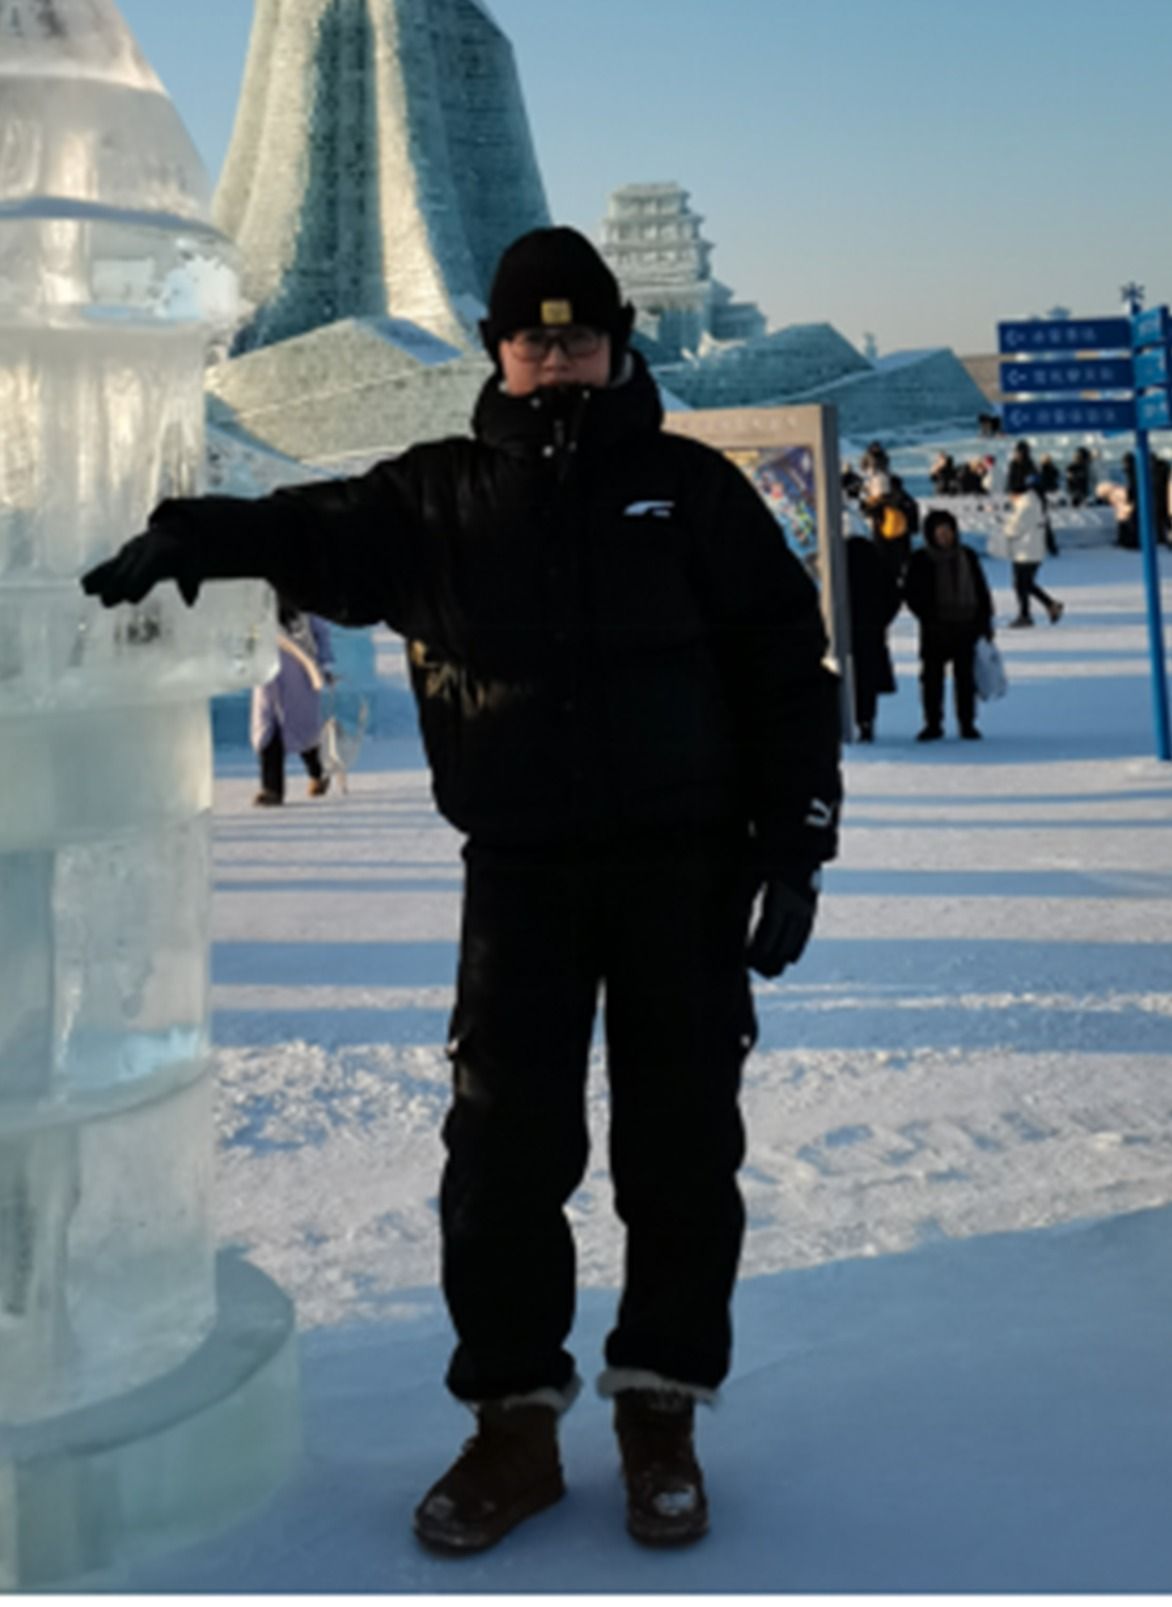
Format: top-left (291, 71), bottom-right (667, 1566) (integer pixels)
top-left (1009, 439), bottom-right (1037, 491)
top-left (845, 532), bottom-right (901, 742)
top-left (860, 445), bottom-right (891, 531)
top-left (867, 471), bottom-right (918, 582)
top-left (1118, 451), bottom-right (1172, 548)
top-left (1038, 454), bottom-right (1060, 496)
top-left (905, 508), bottom-right (994, 741)
top-left (251, 600), bottom-right (336, 805)
top-left (1065, 446), bottom-right (1092, 507)
top-left (930, 452), bottom-right (959, 496)
top-left (1153, 455), bottom-right (1172, 546)
top-left (1003, 477), bottom-right (1063, 627)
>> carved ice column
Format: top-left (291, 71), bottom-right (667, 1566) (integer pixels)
top-left (0, 1), bottom-right (299, 1588)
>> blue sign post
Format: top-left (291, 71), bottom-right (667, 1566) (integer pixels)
top-left (1129, 310), bottom-right (1172, 762)
top-left (996, 311), bottom-right (1171, 762)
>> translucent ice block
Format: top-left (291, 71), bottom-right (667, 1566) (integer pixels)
top-left (1, 701), bottom-right (210, 854)
top-left (0, 853), bottom-right (54, 1101)
top-left (52, 815), bottom-right (211, 1099)
top-left (0, 3), bottom-right (300, 1581)
top-left (0, 1072), bottom-right (216, 1426)
top-left (0, 3), bottom-right (212, 228)
top-left (0, 1254), bottom-right (299, 1590)
top-left (0, 320), bottom-right (208, 583)
top-left (0, 578), bottom-right (275, 714)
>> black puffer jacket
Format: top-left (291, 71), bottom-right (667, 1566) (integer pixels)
top-left (178, 355), bottom-right (841, 867)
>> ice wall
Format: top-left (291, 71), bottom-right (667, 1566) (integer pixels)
top-left (0, 2), bottom-right (297, 1587)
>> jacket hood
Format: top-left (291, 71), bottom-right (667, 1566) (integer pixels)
top-left (472, 348), bottom-right (664, 460)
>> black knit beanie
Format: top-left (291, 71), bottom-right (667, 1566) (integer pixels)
top-left (480, 226), bottom-right (634, 361)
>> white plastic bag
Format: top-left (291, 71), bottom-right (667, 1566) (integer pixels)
top-left (973, 636), bottom-right (1008, 701)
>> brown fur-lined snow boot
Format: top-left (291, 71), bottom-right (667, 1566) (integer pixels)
top-left (413, 1401), bottom-right (565, 1554)
top-left (614, 1388), bottom-right (709, 1546)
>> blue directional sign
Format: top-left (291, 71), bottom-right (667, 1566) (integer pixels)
top-left (999, 358), bottom-right (1135, 394)
top-left (998, 317), bottom-right (1132, 354)
top-left (1133, 346), bottom-right (1169, 390)
top-left (1132, 307), bottom-right (1172, 351)
top-left (1136, 390), bottom-right (1172, 430)
top-left (1002, 399), bottom-right (1136, 433)
top-left (999, 303), bottom-right (1171, 763)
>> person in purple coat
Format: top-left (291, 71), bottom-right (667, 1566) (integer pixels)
top-left (251, 598), bottom-right (335, 805)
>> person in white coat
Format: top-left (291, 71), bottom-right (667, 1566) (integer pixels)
top-left (1003, 473), bottom-right (1063, 628)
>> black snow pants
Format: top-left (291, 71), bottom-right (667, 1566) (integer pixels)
top-left (920, 627), bottom-right (980, 732)
top-left (440, 831), bottom-right (758, 1404)
top-left (258, 730), bottom-right (324, 799)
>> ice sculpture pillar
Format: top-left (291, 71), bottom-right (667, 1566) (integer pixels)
top-left (0, 2), bottom-right (299, 1589)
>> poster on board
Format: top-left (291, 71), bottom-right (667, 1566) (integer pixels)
top-left (662, 404), bottom-right (852, 735)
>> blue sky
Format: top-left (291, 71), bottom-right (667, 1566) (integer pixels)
top-left (118, 0), bottom-right (1172, 356)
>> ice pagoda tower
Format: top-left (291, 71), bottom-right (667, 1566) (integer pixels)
top-left (215, 0), bottom-right (551, 353)
top-left (601, 183), bottom-right (766, 361)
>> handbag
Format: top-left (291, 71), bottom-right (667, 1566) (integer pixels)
top-left (973, 636), bottom-right (1008, 701)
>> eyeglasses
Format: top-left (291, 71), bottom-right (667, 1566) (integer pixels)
top-left (505, 326), bottom-right (605, 362)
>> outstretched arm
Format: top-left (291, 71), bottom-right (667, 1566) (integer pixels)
top-left (81, 450), bottom-right (441, 635)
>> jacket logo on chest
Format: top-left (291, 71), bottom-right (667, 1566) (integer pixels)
top-left (623, 499), bottom-right (675, 519)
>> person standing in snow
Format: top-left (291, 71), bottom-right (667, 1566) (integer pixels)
top-left (868, 471), bottom-right (918, 585)
top-left (859, 443), bottom-right (891, 535)
top-left (1116, 451), bottom-right (1172, 549)
top-left (81, 227), bottom-right (842, 1556)
top-left (1008, 438), bottom-right (1038, 492)
top-left (904, 508), bottom-right (994, 740)
top-left (251, 597), bottom-right (336, 806)
top-left (1037, 454), bottom-right (1060, 496)
top-left (843, 503), bottom-right (900, 743)
top-left (1065, 445), bottom-right (1093, 507)
top-left (1003, 466), bottom-right (1064, 626)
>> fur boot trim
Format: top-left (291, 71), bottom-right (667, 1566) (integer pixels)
top-left (463, 1374), bottom-right (582, 1418)
top-left (596, 1367), bottom-right (717, 1406)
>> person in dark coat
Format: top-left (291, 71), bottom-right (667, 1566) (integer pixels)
top-left (867, 471), bottom-right (918, 582)
top-left (1065, 446), bottom-right (1092, 507)
top-left (1009, 439), bottom-right (1037, 492)
top-left (930, 451), bottom-right (959, 496)
top-left (904, 507), bottom-right (994, 741)
top-left (1121, 451), bottom-right (1172, 548)
top-left (82, 227), bottom-right (842, 1556)
top-left (845, 534), bottom-right (900, 741)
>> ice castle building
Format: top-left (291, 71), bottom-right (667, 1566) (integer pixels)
top-left (206, 0), bottom-right (548, 472)
top-left (599, 183), bottom-right (766, 361)
top-left (215, 0), bottom-right (550, 352)
top-left (206, 7), bottom-right (987, 471)
top-left (599, 182), bottom-right (988, 435)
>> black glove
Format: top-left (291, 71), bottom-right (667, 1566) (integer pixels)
top-left (82, 501), bottom-right (211, 607)
top-left (746, 866), bottom-right (822, 979)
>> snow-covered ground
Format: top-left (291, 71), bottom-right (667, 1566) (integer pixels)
top-left (123, 544), bottom-right (1172, 1593)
